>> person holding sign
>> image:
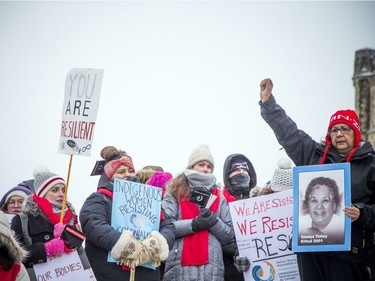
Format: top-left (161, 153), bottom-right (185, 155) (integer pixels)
top-left (259, 78), bottom-right (375, 281)
top-left (221, 153), bottom-right (257, 281)
top-left (162, 144), bottom-right (235, 281)
top-left (79, 146), bottom-right (175, 281)
top-left (11, 167), bottom-right (80, 271)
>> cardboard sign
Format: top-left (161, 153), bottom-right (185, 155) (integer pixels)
top-left (33, 250), bottom-right (96, 281)
top-left (108, 179), bottom-right (163, 269)
top-left (229, 190), bottom-right (300, 281)
top-left (58, 68), bottom-right (104, 156)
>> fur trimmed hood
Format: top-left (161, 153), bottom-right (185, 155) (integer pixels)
top-left (0, 211), bottom-right (28, 263)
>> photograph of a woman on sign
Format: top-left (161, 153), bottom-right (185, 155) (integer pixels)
top-left (298, 173), bottom-right (345, 246)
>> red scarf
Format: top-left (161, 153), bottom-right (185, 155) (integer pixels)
top-left (222, 187), bottom-right (236, 203)
top-left (33, 195), bottom-right (73, 225)
top-left (0, 263), bottom-right (20, 281)
top-left (179, 188), bottom-right (220, 266)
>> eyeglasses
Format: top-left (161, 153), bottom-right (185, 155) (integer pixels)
top-left (329, 126), bottom-right (351, 135)
top-left (8, 199), bottom-right (24, 207)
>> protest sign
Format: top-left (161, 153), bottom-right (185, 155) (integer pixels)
top-left (108, 179), bottom-right (163, 269)
top-left (33, 250), bottom-right (96, 281)
top-left (292, 163), bottom-right (351, 252)
top-left (58, 68), bottom-right (104, 156)
top-left (229, 190), bottom-right (300, 281)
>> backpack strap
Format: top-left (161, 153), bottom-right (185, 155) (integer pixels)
top-left (19, 213), bottom-right (32, 248)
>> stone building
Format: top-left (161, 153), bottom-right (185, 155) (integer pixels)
top-left (353, 48), bottom-right (375, 147)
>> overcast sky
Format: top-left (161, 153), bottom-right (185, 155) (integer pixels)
top-left (1, 1), bottom-right (374, 213)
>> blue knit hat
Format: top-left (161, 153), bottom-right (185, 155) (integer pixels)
top-left (0, 186), bottom-right (32, 210)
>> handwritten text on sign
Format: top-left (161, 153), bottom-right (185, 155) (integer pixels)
top-left (229, 190), bottom-right (300, 281)
top-left (33, 251), bottom-right (95, 281)
top-left (58, 68), bottom-right (103, 156)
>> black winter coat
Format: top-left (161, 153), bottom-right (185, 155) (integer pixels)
top-left (260, 95), bottom-right (375, 265)
top-left (79, 174), bottom-right (175, 281)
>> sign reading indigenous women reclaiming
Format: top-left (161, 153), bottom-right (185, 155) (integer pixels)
top-left (229, 190), bottom-right (300, 281)
top-left (58, 68), bottom-right (104, 156)
top-left (108, 179), bottom-right (163, 269)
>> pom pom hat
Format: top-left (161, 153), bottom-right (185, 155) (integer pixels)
top-left (270, 157), bottom-right (293, 192)
top-left (187, 144), bottom-right (215, 171)
top-left (33, 166), bottom-right (65, 198)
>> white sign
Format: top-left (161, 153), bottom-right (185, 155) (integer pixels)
top-left (58, 68), bottom-right (104, 156)
top-left (229, 190), bottom-right (300, 281)
top-left (33, 251), bottom-right (96, 281)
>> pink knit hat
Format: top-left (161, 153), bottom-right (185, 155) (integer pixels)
top-left (146, 171), bottom-right (173, 189)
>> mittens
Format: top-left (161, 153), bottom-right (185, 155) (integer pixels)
top-left (54, 222), bottom-right (66, 238)
top-left (139, 231), bottom-right (169, 267)
top-left (111, 230), bottom-right (143, 268)
top-left (44, 238), bottom-right (65, 258)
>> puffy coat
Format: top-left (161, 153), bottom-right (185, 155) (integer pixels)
top-left (260, 95), bottom-right (375, 264)
top-left (79, 174), bottom-right (175, 281)
top-left (161, 190), bottom-right (235, 281)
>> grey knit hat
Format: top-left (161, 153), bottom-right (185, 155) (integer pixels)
top-left (33, 166), bottom-right (65, 197)
top-left (269, 157), bottom-right (293, 192)
top-left (187, 144), bottom-right (215, 171)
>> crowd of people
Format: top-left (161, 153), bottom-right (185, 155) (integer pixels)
top-left (0, 77), bottom-right (374, 281)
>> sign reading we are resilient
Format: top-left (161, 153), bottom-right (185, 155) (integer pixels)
top-left (229, 190), bottom-right (300, 281)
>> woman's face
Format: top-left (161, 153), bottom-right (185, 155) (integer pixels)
top-left (44, 183), bottom-right (65, 204)
top-left (111, 165), bottom-right (135, 180)
top-left (192, 161), bottom-right (213, 174)
top-left (6, 195), bottom-right (25, 215)
top-left (308, 185), bottom-right (336, 229)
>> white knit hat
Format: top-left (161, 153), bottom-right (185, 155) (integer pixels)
top-left (269, 157), bottom-right (293, 192)
top-left (187, 144), bottom-right (215, 171)
top-left (33, 166), bottom-right (65, 197)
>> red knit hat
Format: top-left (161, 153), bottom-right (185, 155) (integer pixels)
top-left (320, 109), bottom-right (361, 164)
top-left (104, 156), bottom-right (135, 179)
top-left (325, 109), bottom-right (361, 147)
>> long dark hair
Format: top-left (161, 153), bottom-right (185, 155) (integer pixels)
top-left (0, 245), bottom-right (14, 271)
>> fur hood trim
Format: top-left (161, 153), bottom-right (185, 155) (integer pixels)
top-left (0, 211), bottom-right (28, 263)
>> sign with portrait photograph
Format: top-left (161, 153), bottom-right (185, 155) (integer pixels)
top-left (292, 163), bottom-right (351, 252)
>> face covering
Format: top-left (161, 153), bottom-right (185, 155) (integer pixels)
top-left (183, 169), bottom-right (216, 190)
top-left (229, 173), bottom-right (250, 195)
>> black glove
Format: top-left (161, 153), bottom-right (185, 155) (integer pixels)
top-left (234, 256), bottom-right (250, 273)
top-left (192, 208), bottom-right (218, 232)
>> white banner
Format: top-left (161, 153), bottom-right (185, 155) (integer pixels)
top-left (58, 68), bottom-right (104, 156)
top-left (229, 190), bottom-right (300, 281)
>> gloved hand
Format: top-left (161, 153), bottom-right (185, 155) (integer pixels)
top-left (111, 230), bottom-right (143, 268)
top-left (54, 222), bottom-right (66, 238)
top-left (44, 238), bottom-right (65, 258)
top-left (139, 231), bottom-right (169, 267)
top-left (234, 256), bottom-right (251, 273)
top-left (192, 208), bottom-right (218, 232)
